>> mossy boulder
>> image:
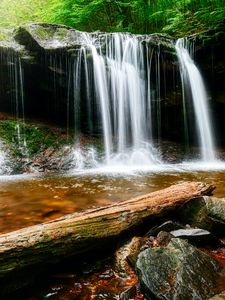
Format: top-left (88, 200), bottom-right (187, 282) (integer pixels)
top-left (0, 120), bottom-right (73, 173)
top-left (0, 28), bottom-right (25, 54)
top-left (177, 196), bottom-right (225, 236)
top-left (14, 23), bottom-right (87, 52)
top-left (136, 238), bottom-right (221, 300)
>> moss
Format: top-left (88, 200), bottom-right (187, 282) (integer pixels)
top-left (0, 121), bottom-right (72, 157)
top-left (0, 31), bottom-right (8, 41)
top-left (33, 26), bottom-right (55, 40)
top-left (55, 27), bottom-right (69, 39)
top-left (0, 29), bottom-right (14, 43)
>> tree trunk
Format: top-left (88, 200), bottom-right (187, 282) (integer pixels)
top-left (0, 181), bottom-right (214, 294)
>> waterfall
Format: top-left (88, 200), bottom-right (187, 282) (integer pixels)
top-left (175, 38), bottom-right (215, 161)
top-left (0, 30), bottom-right (218, 173)
top-left (70, 33), bottom-right (162, 168)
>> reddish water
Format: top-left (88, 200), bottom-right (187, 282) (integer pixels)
top-left (0, 170), bottom-right (225, 234)
top-left (1, 170), bottom-right (225, 299)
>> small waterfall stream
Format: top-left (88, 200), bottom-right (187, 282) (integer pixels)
top-left (7, 53), bottom-right (27, 155)
top-left (175, 38), bottom-right (215, 161)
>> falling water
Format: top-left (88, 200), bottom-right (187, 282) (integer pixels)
top-left (175, 38), bottom-right (215, 161)
top-left (69, 33), bottom-right (162, 168)
top-left (8, 53), bottom-right (28, 156)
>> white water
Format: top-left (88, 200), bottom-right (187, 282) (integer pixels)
top-left (0, 34), bottom-right (219, 175)
top-left (71, 33), bottom-right (162, 168)
top-left (8, 54), bottom-right (28, 156)
top-left (175, 38), bottom-right (215, 161)
top-left (66, 33), bottom-right (219, 171)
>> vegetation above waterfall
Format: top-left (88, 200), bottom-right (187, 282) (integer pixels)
top-left (0, 0), bottom-right (224, 37)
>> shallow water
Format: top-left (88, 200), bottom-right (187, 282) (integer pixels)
top-left (1, 165), bottom-right (225, 299)
top-left (1, 166), bottom-right (225, 234)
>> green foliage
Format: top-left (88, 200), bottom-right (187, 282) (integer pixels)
top-left (0, 0), bottom-right (224, 37)
top-left (0, 0), bottom-right (45, 28)
top-left (41, 0), bottom-right (225, 36)
top-left (0, 121), bottom-right (69, 157)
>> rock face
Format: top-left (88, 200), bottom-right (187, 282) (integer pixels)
top-left (178, 196), bottom-right (225, 236)
top-left (136, 238), bottom-right (221, 300)
top-left (0, 23), bottom-right (180, 137)
top-left (170, 228), bottom-right (221, 246)
top-left (191, 27), bottom-right (225, 146)
top-left (0, 23), bottom-right (224, 146)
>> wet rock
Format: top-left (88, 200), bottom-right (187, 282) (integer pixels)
top-left (209, 292), bottom-right (225, 300)
top-left (178, 196), bottom-right (225, 236)
top-left (115, 237), bottom-right (143, 277)
top-left (136, 238), bottom-right (221, 300)
top-left (119, 284), bottom-right (144, 300)
top-left (14, 23), bottom-right (86, 52)
top-left (0, 28), bottom-right (25, 54)
top-left (154, 231), bottom-right (173, 247)
top-left (119, 285), bottom-right (137, 300)
top-left (170, 228), bottom-right (222, 246)
top-left (145, 220), bottom-right (184, 237)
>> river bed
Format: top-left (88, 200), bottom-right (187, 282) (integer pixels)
top-left (1, 166), bottom-right (225, 234)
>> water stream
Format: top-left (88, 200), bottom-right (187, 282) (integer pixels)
top-left (175, 38), bottom-right (215, 161)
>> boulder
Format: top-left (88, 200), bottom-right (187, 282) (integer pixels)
top-left (178, 196), bottom-right (225, 236)
top-left (136, 238), bottom-right (221, 300)
top-left (170, 228), bottom-right (222, 246)
top-left (14, 23), bottom-right (87, 52)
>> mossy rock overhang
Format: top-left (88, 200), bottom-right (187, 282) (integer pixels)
top-left (0, 28), bottom-right (26, 57)
top-left (12, 23), bottom-right (176, 55)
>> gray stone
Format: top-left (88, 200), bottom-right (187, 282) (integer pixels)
top-left (136, 238), bottom-right (221, 300)
top-left (170, 228), bottom-right (222, 246)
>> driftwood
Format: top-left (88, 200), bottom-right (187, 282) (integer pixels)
top-left (0, 181), bottom-right (214, 294)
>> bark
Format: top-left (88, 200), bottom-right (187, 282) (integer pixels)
top-left (0, 181), bottom-right (214, 294)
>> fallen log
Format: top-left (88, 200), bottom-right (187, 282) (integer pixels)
top-left (0, 181), bottom-right (214, 294)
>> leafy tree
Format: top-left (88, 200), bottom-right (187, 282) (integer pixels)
top-left (0, 0), bottom-right (224, 37)
top-left (0, 0), bottom-right (45, 28)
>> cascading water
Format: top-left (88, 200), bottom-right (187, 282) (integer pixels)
top-left (0, 29), bottom-right (219, 174)
top-left (175, 38), bottom-right (215, 161)
top-left (0, 51), bottom-right (28, 173)
top-left (7, 52), bottom-right (28, 155)
top-left (69, 33), bottom-right (163, 168)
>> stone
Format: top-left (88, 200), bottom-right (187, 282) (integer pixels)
top-left (209, 292), bottom-right (225, 300)
top-left (115, 237), bottom-right (143, 277)
top-left (145, 220), bottom-right (184, 237)
top-left (170, 228), bottom-right (222, 246)
top-left (136, 238), bottom-right (221, 300)
top-left (14, 23), bottom-right (86, 51)
top-left (178, 196), bottom-right (225, 236)
top-left (119, 285), bottom-right (137, 300)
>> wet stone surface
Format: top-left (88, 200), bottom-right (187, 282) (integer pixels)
top-left (136, 238), bottom-right (222, 300)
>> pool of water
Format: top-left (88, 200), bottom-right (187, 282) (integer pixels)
top-left (1, 163), bottom-right (225, 234)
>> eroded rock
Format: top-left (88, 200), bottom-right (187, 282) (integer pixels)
top-left (136, 238), bottom-right (221, 300)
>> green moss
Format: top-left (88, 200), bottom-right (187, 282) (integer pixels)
top-left (0, 32), bottom-right (8, 41)
top-left (0, 29), bottom-right (13, 42)
top-left (0, 121), bottom-right (71, 157)
top-left (33, 26), bottom-right (54, 40)
top-left (55, 27), bottom-right (69, 39)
